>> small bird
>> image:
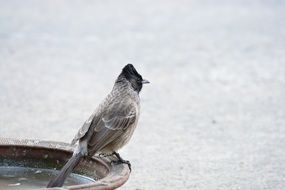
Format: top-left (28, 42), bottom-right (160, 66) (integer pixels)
top-left (47, 64), bottom-right (149, 188)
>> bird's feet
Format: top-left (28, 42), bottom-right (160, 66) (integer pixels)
top-left (111, 152), bottom-right (131, 172)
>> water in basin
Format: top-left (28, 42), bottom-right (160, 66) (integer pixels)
top-left (0, 166), bottom-right (95, 190)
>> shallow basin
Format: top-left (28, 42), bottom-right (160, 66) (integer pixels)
top-left (0, 138), bottom-right (130, 190)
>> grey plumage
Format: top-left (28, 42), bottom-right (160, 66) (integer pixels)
top-left (47, 64), bottom-right (149, 188)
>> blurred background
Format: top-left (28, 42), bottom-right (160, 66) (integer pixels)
top-left (0, 0), bottom-right (285, 189)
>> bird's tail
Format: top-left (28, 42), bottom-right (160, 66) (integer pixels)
top-left (47, 152), bottom-right (83, 188)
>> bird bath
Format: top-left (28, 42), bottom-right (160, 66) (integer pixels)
top-left (0, 138), bottom-right (130, 190)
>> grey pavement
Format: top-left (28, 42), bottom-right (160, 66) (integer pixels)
top-left (1, 0), bottom-right (285, 189)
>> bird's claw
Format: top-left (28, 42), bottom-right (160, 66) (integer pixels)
top-left (111, 152), bottom-right (132, 172)
top-left (112, 159), bottom-right (131, 171)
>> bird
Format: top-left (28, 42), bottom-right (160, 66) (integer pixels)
top-left (47, 64), bottom-right (149, 188)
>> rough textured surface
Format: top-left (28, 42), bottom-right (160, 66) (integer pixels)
top-left (0, 0), bottom-right (285, 189)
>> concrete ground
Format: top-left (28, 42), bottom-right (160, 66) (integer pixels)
top-left (0, 0), bottom-right (285, 189)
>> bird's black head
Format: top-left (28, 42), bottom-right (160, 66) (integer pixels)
top-left (118, 64), bottom-right (149, 92)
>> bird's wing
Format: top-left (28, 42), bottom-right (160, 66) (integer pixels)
top-left (87, 101), bottom-right (137, 152)
top-left (102, 114), bottom-right (135, 130)
top-left (71, 93), bottom-right (115, 145)
top-left (71, 112), bottom-right (97, 145)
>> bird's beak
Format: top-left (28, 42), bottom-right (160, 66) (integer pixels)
top-left (142, 79), bottom-right (150, 84)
